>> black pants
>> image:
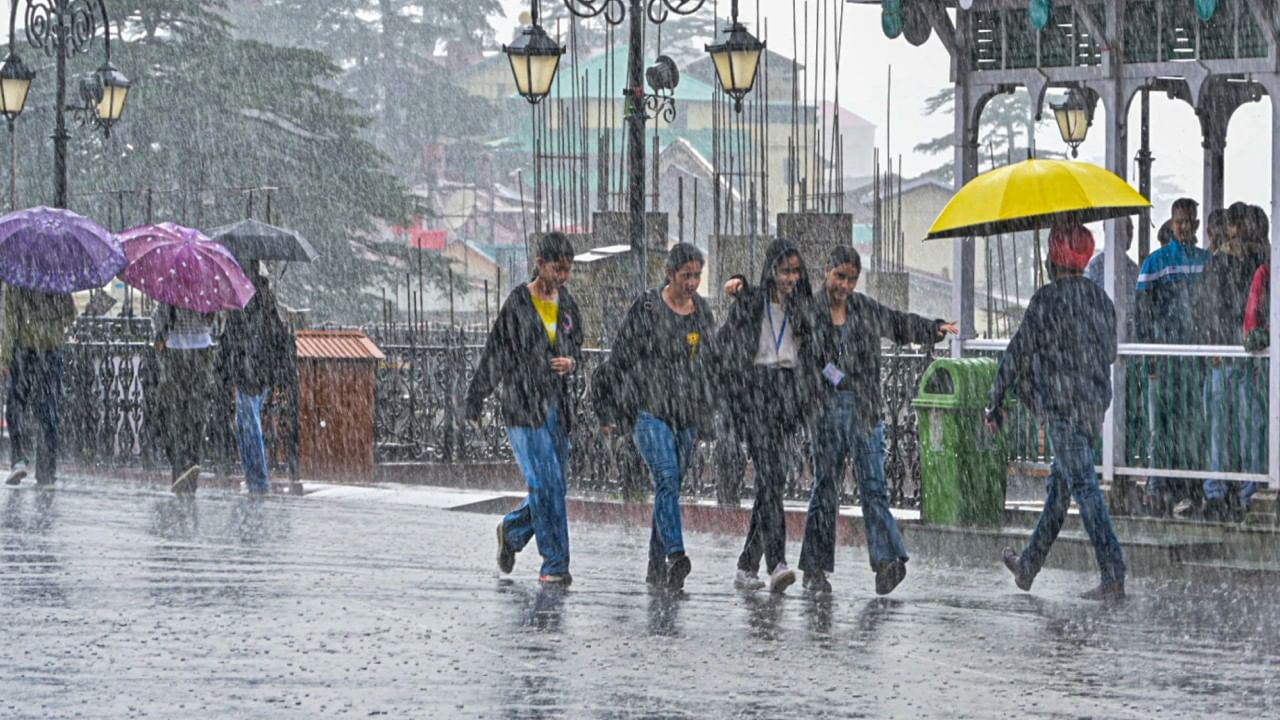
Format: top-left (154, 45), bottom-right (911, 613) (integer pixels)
top-left (736, 368), bottom-right (804, 575)
top-left (6, 348), bottom-right (64, 481)
top-left (159, 348), bottom-right (214, 481)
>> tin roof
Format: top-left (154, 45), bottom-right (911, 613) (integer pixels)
top-left (295, 330), bottom-right (385, 361)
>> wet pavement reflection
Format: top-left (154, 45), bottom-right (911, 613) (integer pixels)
top-left (2, 478), bottom-right (1279, 718)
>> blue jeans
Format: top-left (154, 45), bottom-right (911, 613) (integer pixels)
top-left (1017, 423), bottom-right (1126, 587)
top-left (1203, 366), bottom-right (1262, 506)
top-left (236, 389), bottom-right (271, 494)
top-left (6, 348), bottom-right (64, 481)
top-left (632, 412), bottom-right (696, 562)
top-left (502, 404), bottom-right (571, 575)
top-left (799, 394), bottom-right (907, 573)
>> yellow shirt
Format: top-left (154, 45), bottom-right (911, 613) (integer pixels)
top-left (531, 294), bottom-right (558, 346)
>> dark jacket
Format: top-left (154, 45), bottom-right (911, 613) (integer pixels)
top-left (716, 238), bottom-right (824, 432)
top-left (596, 287), bottom-right (719, 433)
top-left (989, 275), bottom-right (1117, 434)
top-left (1194, 246), bottom-right (1267, 346)
top-left (815, 289), bottom-right (944, 430)
top-left (465, 284), bottom-right (584, 430)
top-left (220, 285), bottom-right (293, 396)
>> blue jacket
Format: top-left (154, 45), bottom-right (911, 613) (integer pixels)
top-left (1135, 241), bottom-right (1209, 343)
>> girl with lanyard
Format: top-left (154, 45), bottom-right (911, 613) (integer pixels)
top-left (600, 243), bottom-right (719, 590)
top-left (465, 232), bottom-right (583, 584)
top-left (797, 246), bottom-right (953, 596)
top-left (717, 238), bottom-right (822, 593)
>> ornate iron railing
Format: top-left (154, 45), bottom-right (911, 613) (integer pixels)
top-left (367, 324), bottom-right (933, 506)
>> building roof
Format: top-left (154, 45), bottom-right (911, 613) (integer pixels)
top-left (295, 330), bottom-right (386, 361)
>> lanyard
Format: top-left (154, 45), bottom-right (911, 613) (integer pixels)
top-left (766, 302), bottom-right (789, 354)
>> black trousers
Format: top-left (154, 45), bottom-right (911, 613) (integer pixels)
top-left (159, 348), bottom-right (214, 481)
top-left (736, 367), bottom-right (804, 575)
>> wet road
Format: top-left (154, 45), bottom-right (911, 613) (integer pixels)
top-left (2, 479), bottom-right (1279, 718)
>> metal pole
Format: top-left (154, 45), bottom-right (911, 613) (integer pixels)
top-left (626, 0), bottom-right (647, 296)
top-left (1137, 86), bottom-right (1153, 261)
top-left (52, 5), bottom-right (69, 209)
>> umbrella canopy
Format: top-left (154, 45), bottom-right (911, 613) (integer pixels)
top-left (118, 223), bottom-right (255, 312)
top-left (0, 206), bottom-right (127, 293)
top-left (925, 158), bottom-right (1151, 240)
top-left (208, 218), bottom-right (317, 263)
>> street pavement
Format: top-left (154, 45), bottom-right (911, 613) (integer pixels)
top-left (2, 477), bottom-right (1279, 718)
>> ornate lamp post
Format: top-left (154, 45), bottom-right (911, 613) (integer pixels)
top-left (506, 0), bottom-right (762, 295)
top-left (1051, 87), bottom-right (1091, 159)
top-left (0, 1), bottom-right (132, 209)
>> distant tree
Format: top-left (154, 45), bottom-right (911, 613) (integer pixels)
top-left (6, 0), bottom-right (431, 321)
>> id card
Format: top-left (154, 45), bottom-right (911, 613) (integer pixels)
top-left (822, 362), bottom-right (845, 387)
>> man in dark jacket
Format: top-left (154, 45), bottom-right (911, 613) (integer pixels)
top-left (220, 266), bottom-right (293, 494)
top-left (465, 232), bottom-right (583, 584)
top-left (717, 238), bottom-right (822, 593)
top-left (989, 223), bottom-right (1127, 601)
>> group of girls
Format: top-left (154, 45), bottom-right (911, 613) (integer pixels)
top-left (465, 232), bottom-right (954, 595)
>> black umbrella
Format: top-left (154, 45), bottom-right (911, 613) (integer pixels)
top-left (208, 218), bottom-right (317, 263)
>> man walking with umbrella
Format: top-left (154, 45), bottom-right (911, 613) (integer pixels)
top-left (987, 223), bottom-right (1126, 601)
top-left (2, 284), bottom-right (76, 486)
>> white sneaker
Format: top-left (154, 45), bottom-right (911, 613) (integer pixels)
top-left (768, 563), bottom-right (797, 594)
top-left (5, 462), bottom-right (27, 486)
top-left (171, 465), bottom-right (200, 494)
top-left (734, 569), bottom-right (765, 591)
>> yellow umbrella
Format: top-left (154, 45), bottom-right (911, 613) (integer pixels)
top-left (925, 158), bottom-right (1150, 240)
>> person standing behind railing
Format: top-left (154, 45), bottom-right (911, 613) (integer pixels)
top-left (988, 223), bottom-right (1127, 601)
top-left (1136, 198), bottom-right (1210, 516)
top-left (465, 232), bottom-right (582, 585)
top-left (1195, 203), bottom-right (1269, 521)
top-left (1, 284), bottom-right (76, 486)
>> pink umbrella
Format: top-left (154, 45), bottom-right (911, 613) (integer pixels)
top-left (118, 223), bottom-right (255, 312)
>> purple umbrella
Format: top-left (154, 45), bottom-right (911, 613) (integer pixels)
top-left (0, 206), bottom-right (127, 293)
top-left (118, 223), bottom-right (256, 313)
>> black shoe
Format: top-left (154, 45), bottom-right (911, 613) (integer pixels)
top-left (171, 465), bottom-right (200, 494)
top-left (874, 558), bottom-right (907, 596)
top-left (5, 463), bottom-right (27, 486)
top-left (665, 552), bottom-right (692, 590)
top-left (1079, 581), bottom-right (1126, 601)
top-left (539, 572), bottom-right (572, 585)
top-left (803, 570), bottom-right (832, 597)
top-left (645, 558), bottom-right (668, 586)
top-left (1203, 498), bottom-right (1229, 523)
top-left (1002, 547), bottom-right (1034, 592)
top-left (496, 522), bottom-right (515, 575)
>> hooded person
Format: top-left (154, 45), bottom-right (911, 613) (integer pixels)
top-left (987, 222), bottom-right (1127, 601)
top-left (716, 238), bottom-right (823, 593)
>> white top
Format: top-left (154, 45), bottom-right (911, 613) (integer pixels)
top-left (754, 301), bottom-right (798, 368)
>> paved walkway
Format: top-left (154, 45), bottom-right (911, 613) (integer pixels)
top-left (2, 477), bottom-right (1278, 718)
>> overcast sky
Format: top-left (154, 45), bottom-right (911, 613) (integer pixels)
top-left (496, 1), bottom-right (1274, 245)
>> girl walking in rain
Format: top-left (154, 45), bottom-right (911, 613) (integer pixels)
top-left (795, 246), bottom-right (953, 596)
top-left (599, 243), bottom-right (719, 591)
top-left (465, 233), bottom-right (583, 585)
top-left (717, 238), bottom-right (821, 593)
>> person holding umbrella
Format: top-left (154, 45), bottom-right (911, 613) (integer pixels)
top-left (465, 232), bottom-right (583, 584)
top-left (1, 285), bottom-right (76, 486)
top-left (0, 207), bottom-right (127, 486)
top-left (119, 223), bottom-right (256, 494)
top-left (219, 264), bottom-right (292, 495)
top-left (987, 223), bottom-right (1126, 601)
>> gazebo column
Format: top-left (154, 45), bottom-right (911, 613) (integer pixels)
top-left (950, 77), bottom-right (979, 358)
top-left (1100, 78), bottom-right (1130, 498)
top-left (1267, 75), bottom-right (1280, 495)
top-left (1200, 108), bottom-right (1227, 222)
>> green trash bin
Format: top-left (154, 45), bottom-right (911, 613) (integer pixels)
top-left (913, 357), bottom-right (1010, 527)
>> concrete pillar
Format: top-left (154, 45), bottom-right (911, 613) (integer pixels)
top-left (1101, 78), bottom-right (1130, 490)
top-left (950, 79), bottom-right (979, 358)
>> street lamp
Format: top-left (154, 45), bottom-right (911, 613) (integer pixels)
top-left (706, 1), bottom-right (765, 113)
top-left (1051, 87), bottom-right (1091, 158)
top-left (503, 2), bottom-right (564, 105)
top-left (4, 0), bottom-right (132, 208)
top-left (510, 0), bottom-right (760, 296)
